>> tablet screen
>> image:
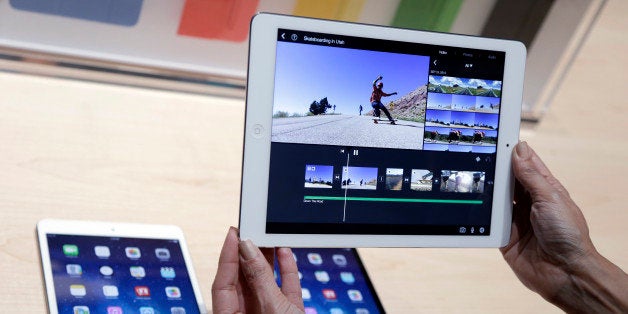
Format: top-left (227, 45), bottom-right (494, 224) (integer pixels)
top-left (44, 234), bottom-right (201, 314)
top-left (275, 248), bottom-right (385, 314)
top-left (266, 29), bottom-right (505, 236)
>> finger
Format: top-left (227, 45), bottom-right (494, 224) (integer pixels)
top-left (277, 248), bottom-right (304, 309)
top-left (261, 247), bottom-right (275, 267)
top-left (239, 239), bottom-right (283, 306)
top-left (512, 142), bottom-right (568, 202)
top-left (212, 227), bottom-right (243, 314)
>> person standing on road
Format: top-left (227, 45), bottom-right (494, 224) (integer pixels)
top-left (371, 75), bottom-right (397, 124)
top-left (359, 104), bottom-right (363, 115)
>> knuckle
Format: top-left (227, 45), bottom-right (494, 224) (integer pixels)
top-left (242, 259), bottom-right (269, 284)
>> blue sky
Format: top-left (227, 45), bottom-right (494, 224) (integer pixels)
top-left (427, 93), bottom-right (451, 108)
top-left (452, 95), bottom-right (475, 109)
top-left (342, 166), bottom-right (378, 181)
top-left (273, 42), bottom-right (430, 115)
top-left (426, 110), bottom-right (450, 122)
top-left (474, 113), bottom-right (499, 128)
top-left (305, 165), bottom-right (333, 181)
top-left (450, 111), bottom-right (475, 124)
top-left (476, 96), bottom-right (500, 107)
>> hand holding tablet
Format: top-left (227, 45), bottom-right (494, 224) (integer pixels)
top-left (240, 13), bottom-right (526, 247)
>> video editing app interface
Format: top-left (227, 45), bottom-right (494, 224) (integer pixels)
top-left (46, 234), bottom-right (201, 314)
top-left (267, 28), bottom-right (505, 236)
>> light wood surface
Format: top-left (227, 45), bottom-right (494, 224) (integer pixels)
top-left (1, 1), bottom-right (626, 312)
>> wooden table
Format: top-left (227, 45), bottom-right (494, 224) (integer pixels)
top-left (1, 1), bottom-right (626, 312)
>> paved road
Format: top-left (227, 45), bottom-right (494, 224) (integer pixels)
top-left (272, 115), bottom-right (424, 149)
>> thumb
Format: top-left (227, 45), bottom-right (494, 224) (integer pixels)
top-left (512, 141), bottom-right (568, 202)
top-left (239, 240), bottom-right (283, 305)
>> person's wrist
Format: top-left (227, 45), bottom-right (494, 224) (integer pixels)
top-left (549, 250), bottom-right (628, 313)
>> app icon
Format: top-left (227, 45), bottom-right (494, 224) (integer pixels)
top-left (63, 244), bottom-right (79, 257)
top-left (125, 247), bottom-right (141, 259)
top-left (103, 285), bottom-right (119, 297)
top-left (356, 309), bottom-right (370, 314)
top-left (314, 270), bottom-right (330, 283)
top-left (170, 307), bottom-right (186, 314)
top-left (70, 284), bottom-right (86, 297)
top-left (100, 265), bottom-right (114, 276)
top-left (73, 305), bottom-right (89, 314)
top-left (94, 246), bottom-right (110, 258)
top-left (330, 308), bottom-right (343, 314)
top-left (160, 267), bottom-right (176, 279)
top-left (129, 266), bottom-right (146, 279)
top-left (155, 248), bottom-right (170, 260)
top-left (332, 254), bottom-right (347, 266)
top-left (301, 288), bottom-right (311, 300)
top-left (347, 289), bottom-right (363, 302)
top-left (106, 306), bottom-right (123, 314)
top-left (135, 286), bottom-right (150, 297)
top-left (66, 264), bottom-right (82, 276)
top-left (322, 288), bottom-right (337, 300)
top-left (340, 272), bottom-right (355, 284)
top-left (165, 286), bottom-right (181, 298)
top-left (307, 253), bottom-right (322, 265)
top-left (139, 307), bottom-right (155, 314)
top-left (304, 308), bottom-right (317, 314)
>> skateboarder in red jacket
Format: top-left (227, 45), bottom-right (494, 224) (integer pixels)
top-left (371, 75), bottom-right (397, 124)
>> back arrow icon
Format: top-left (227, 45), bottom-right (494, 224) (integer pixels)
top-left (281, 33), bottom-right (286, 39)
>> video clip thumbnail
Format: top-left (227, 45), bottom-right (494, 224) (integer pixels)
top-left (304, 165), bottom-right (333, 188)
top-left (410, 169), bottom-right (433, 191)
top-left (428, 75), bottom-right (502, 97)
top-left (385, 168), bottom-right (404, 191)
top-left (440, 170), bottom-right (485, 193)
top-left (342, 166), bottom-right (378, 190)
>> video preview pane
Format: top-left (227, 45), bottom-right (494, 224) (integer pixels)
top-left (272, 42), bottom-right (430, 150)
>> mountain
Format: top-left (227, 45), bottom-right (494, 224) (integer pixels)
top-left (368, 85), bottom-right (427, 122)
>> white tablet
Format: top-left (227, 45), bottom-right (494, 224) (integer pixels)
top-left (37, 219), bottom-right (207, 314)
top-left (240, 13), bottom-right (525, 248)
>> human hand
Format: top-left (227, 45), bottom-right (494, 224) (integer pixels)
top-left (212, 227), bottom-right (304, 314)
top-left (502, 142), bottom-right (627, 312)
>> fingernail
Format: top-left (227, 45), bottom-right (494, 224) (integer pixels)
top-left (229, 226), bottom-right (240, 238)
top-left (515, 141), bottom-right (530, 159)
top-left (239, 240), bottom-right (258, 260)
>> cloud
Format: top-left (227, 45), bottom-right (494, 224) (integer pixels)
top-left (440, 76), bottom-right (465, 87)
top-left (491, 80), bottom-right (502, 88)
top-left (468, 79), bottom-right (488, 88)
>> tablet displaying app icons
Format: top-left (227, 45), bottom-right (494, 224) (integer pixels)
top-left (276, 248), bottom-right (385, 313)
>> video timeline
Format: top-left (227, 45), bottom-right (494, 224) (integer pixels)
top-left (305, 164), bottom-right (484, 194)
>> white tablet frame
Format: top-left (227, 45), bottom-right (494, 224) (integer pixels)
top-left (37, 219), bottom-right (207, 314)
top-left (240, 13), bottom-right (525, 248)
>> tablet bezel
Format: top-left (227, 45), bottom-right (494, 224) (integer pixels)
top-left (240, 13), bottom-right (525, 248)
top-left (36, 219), bottom-right (208, 314)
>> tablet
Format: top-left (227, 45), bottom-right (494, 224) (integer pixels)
top-left (240, 13), bottom-right (525, 247)
top-left (37, 219), bottom-right (207, 314)
top-left (274, 248), bottom-right (385, 314)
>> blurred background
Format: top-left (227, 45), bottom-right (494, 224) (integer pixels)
top-left (1, 0), bottom-right (625, 313)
